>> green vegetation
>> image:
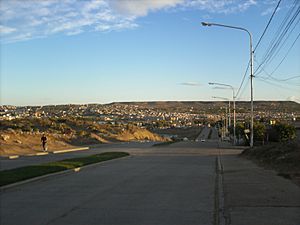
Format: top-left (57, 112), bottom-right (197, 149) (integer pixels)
top-left (254, 122), bottom-right (266, 142)
top-left (273, 123), bottom-right (296, 142)
top-left (231, 121), bottom-right (296, 145)
top-left (0, 152), bottom-right (129, 187)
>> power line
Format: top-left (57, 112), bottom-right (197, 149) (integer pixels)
top-left (255, 6), bottom-right (300, 74)
top-left (254, 58), bottom-right (300, 86)
top-left (269, 31), bottom-right (300, 76)
top-left (255, 2), bottom-right (300, 74)
top-left (235, 59), bottom-right (250, 98)
top-left (257, 77), bottom-right (300, 92)
top-left (254, 0), bottom-right (282, 52)
top-left (236, 77), bottom-right (250, 100)
top-left (259, 75), bottom-right (300, 86)
top-left (258, 16), bottom-right (300, 74)
top-left (236, 0), bottom-right (293, 100)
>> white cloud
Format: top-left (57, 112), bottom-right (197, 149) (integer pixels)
top-left (0, 25), bottom-right (16, 34)
top-left (185, 0), bottom-right (257, 14)
top-left (109, 0), bottom-right (184, 17)
top-left (66, 29), bottom-right (83, 36)
top-left (180, 82), bottom-right (202, 86)
top-left (0, 0), bottom-right (261, 43)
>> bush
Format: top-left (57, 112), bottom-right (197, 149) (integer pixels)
top-left (273, 123), bottom-right (296, 142)
top-left (254, 122), bottom-right (266, 142)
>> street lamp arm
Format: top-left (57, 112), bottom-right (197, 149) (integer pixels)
top-left (212, 96), bottom-right (230, 101)
top-left (201, 22), bottom-right (252, 39)
top-left (209, 82), bottom-right (234, 90)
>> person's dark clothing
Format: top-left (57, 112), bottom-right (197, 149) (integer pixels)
top-left (41, 136), bottom-right (47, 151)
top-left (41, 136), bottom-right (47, 143)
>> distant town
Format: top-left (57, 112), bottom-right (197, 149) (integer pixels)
top-left (1, 101), bottom-right (299, 128)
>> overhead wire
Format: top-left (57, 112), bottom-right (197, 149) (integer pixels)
top-left (254, 0), bottom-right (282, 52)
top-left (256, 76), bottom-right (300, 92)
top-left (254, 58), bottom-right (300, 86)
top-left (236, 77), bottom-right (250, 101)
top-left (255, 2), bottom-right (300, 75)
top-left (235, 0), bottom-right (282, 100)
top-left (235, 60), bottom-right (250, 98)
top-left (256, 15), bottom-right (300, 76)
top-left (268, 31), bottom-right (300, 76)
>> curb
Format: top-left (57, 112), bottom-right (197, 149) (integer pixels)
top-left (26, 152), bottom-right (49, 156)
top-left (52, 147), bottom-right (89, 154)
top-left (0, 155), bottom-right (131, 192)
top-left (1, 147), bottom-right (90, 159)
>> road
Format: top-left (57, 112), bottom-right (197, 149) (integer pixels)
top-left (195, 126), bottom-right (219, 142)
top-left (1, 127), bottom-right (228, 225)
top-left (2, 126), bottom-right (298, 225)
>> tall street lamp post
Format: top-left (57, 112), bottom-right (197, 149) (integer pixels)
top-left (212, 96), bottom-right (230, 140)
top-left (209, 82), bottom-right (236, 145)
top-left (202, 22), bottom-right (254, 148)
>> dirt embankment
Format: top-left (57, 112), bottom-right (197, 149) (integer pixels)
top-left (0, 131), bottom-right (76, 156)
top-left (151, 126), bottom-right (203, 141)
top-left (241, 142), bottom-right (300, 186)
top-left (0, 126), bottom-right (168, 156)
top-left (116, 127), bottom-right (167, 142)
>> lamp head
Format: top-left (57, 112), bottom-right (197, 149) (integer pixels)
top-left (201, 22), bottom-right (212, 26)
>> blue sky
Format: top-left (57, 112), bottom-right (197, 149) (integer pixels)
top-left (1, 0), bottom-right (299, 106)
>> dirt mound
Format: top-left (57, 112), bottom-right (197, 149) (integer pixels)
top-left (116, 127), bottom-right (169, 142)
top-left (0, 131), bottom-right (76, 156)
top-left (70, 133), bottom-right (110, 145)
top-left (241, 142), bottom-right (300, 186)
top-left (0, 125), bottom-right (168, 156)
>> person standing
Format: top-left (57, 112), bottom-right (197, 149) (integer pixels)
top-left (41, 134), bottom-right (48, 151)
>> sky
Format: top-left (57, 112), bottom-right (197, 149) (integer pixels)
top-left (0, 0), bottom-right (299, 106)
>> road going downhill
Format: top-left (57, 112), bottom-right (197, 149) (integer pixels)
top-left (1, 143), bottom-right (219, 225)
top-left (2, 128), bottom-right (299, 225)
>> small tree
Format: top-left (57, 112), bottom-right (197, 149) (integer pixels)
top-left (254, 122), bottom-right (266, 143)
top-left (274, 123), bottom-right (296, 142)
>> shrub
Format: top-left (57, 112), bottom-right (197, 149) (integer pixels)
top-left (273, 123), bottom-right (296, 142)
top-left (254, 122), bottom-right (266, 142)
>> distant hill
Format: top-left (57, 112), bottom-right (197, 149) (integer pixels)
top-left (2, 101), bottom-right (299, 115)
top-left (109, 101), bottom-right (300, 114)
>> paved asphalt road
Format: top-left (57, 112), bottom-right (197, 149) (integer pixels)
top-left (0, 127), bottom-right (230, 225)
top-left (1, 154), bottom-right (216, 225)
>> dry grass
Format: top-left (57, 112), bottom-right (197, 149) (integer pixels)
top-left (0, 131), bottom-right (76, 156)
top-left (0, 124), bottom-right (168, 156)
top-left (241, 142), bottom-right (300, 186)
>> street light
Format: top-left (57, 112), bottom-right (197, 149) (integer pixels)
top-left (212, 96), bottom-right (230, 140)
top-left (203, 22), bottom-right (254, 148)
top-left (209, 82), bottom-right (236, 145)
